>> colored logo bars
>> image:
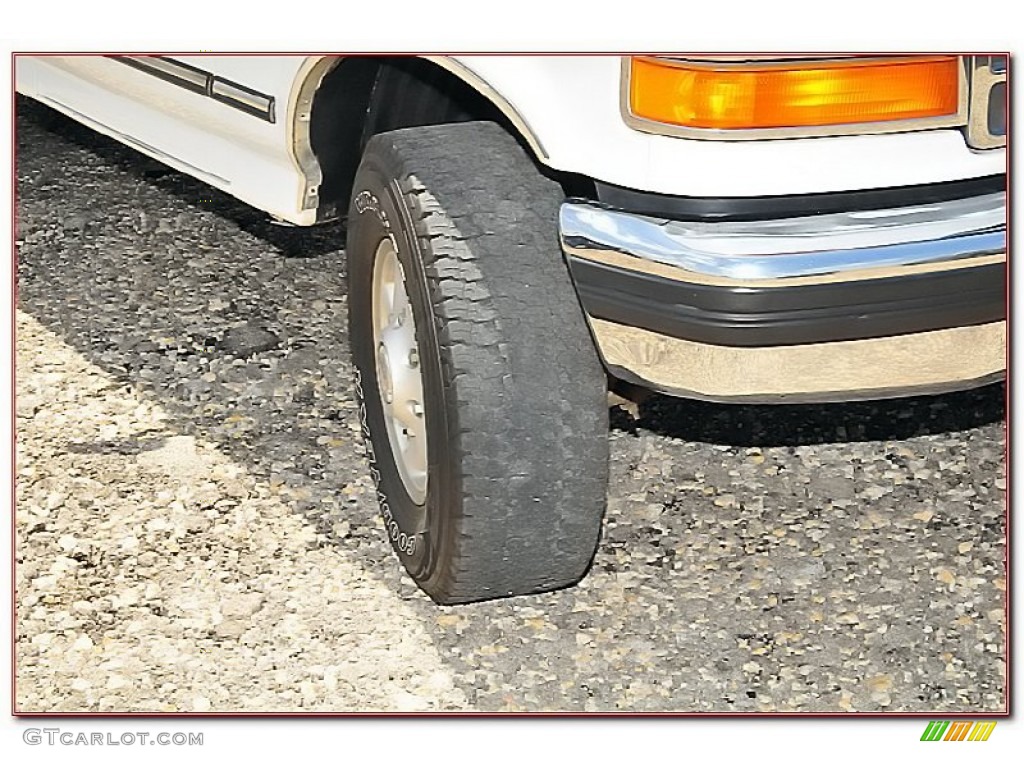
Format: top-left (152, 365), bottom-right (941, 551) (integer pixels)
top-left (921, 721), bottom-right (997, 742)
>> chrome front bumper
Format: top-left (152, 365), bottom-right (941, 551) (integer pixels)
top-left (560, 189), bottom-right (1007, 402)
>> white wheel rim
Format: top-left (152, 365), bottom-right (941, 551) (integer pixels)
top-left (371, 237), bottom-right (428, 505)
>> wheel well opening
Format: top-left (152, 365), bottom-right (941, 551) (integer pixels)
top-left (310, 56), bottom-right (509, 219)
top-left (308, 57), bottom-right (594, 220)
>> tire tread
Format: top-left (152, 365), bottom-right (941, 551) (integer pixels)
top-left (362, 122), bottom-right (608, 602)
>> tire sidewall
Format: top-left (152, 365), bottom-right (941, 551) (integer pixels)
top-left (347, 158), bottom-right (457, 586)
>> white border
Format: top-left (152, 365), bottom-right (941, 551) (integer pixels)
top-left (3, 1), bottom-right (1018, 765)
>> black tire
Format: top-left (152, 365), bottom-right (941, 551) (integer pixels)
top-left (346, 121), bottom-right (609, 604)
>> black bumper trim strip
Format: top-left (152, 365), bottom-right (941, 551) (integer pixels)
top-left (568, 257), bottom-right (1006, 347)
top-left (594, 175), bottom-right (1006, 223)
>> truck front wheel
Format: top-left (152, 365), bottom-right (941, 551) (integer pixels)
top-left (346, 121), bottom-right (608, 604)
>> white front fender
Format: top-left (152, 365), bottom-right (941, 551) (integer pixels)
top-left (445, 55), bottom-right (1004, 197)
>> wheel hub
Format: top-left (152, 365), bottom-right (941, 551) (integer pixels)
top-left (371, 238), bottom-right (428, 505)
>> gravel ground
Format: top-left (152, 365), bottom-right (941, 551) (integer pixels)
top-left (14, 97), bottom-right (1007, 713)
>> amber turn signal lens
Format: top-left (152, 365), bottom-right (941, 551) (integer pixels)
top-left (628, 56), bottom-right (962, 131)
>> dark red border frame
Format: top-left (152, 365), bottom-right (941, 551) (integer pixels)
top-left (8, 50), bottom-right (1012, 719)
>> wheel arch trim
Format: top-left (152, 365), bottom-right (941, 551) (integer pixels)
top-left (286, 55), bottom-right (549, 220)
top-left (287, 56), bottom-right (341, 217)
top-left (419, 56), bottom-right (549, 160)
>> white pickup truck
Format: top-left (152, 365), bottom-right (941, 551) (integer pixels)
top-left (16, 54), bottom-right (1007, 603)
